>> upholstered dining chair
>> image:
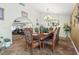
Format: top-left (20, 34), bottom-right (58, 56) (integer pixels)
top-left (39, 32), bottom-right (45, 48)
top-left (23, 28), bottom-right (41, 54)
top-left (43, 27), bottom-right (60, 52)
top-left (52, 27), bottom-right (60, 51)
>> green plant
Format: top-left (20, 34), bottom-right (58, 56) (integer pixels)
top-left (0, 36), bottom-right (3, 43)
top-left (0, 36), bottom-right (3, 39)
top-left (63, 24), bottom-right (71, 37)
top-left (40, 25), bottom-right (44, 32)
top-left (4, 38), bottom-right (11, 42)
top-left (35, 27), bottom-right (39, 33)
top-left (63, 24), bottom-right (70, 32)
top-left (39, 25), bottom-right (49, 33)
top-left (43, 28), bottom-right (48, 33)
top-left (0, 41), bottom-right (1, 43)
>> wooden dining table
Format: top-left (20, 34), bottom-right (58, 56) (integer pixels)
top-left (32, 33), bottom-right (48, 40)
top-left (32, 31), bottom-right (54, 48)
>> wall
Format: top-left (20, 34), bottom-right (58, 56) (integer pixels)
top-left (0, 3), bottom-right (72, 47)
top-left (71, 4), bottom-right (79, 52)
top-left (0, 3), bottom-right (39, 47)
top-left (38, 13), bottom-right (70, 37)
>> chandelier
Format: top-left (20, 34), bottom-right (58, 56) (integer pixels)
top-left (44, 15), bottom-right (53, 20)
top-left (44, 8), bottom-right (53, 21)
top-left (44, 15), bottom-right (53, 26)
top-left (43, 8), bottom-right (53, 26)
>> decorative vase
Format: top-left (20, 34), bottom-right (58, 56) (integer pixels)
top-left (4, 38), bottom-right (11, 48)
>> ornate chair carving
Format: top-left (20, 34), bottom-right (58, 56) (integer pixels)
top-left (43, 27), bottom-right (60, 52)
top-left (23, 28), bottom-right (41, 54)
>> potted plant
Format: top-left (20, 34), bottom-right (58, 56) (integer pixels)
top-left (0, 36), bottom-right (3, 49)
top-left (43, 28), bottom-right (48, 33)
top-left (0, 41), bottom-right (2, 49)
top-left (63, 24), bottom-right (71, 38)
top-left (40, 25), bottom-right (44, 33)
top-left (4, 38), bottom-right (11, 48)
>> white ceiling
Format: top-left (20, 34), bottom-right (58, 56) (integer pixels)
top-left (26, 3), bottom-right (75, 15)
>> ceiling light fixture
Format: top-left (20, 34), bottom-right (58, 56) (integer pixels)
top-left (44, 8), bottom-right (53, 26)
top-left (44, 8), bottom-right (53, 20)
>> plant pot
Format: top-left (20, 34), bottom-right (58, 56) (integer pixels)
top-left (4, 38), bottom-right (11, 48)
top-left (4, 42), bottom-right (11, 48)
top-left (0, 43), bottom-right (2, 49)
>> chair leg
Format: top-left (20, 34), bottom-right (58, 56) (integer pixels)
top-left (30, 47), bottom-right (33, 55)
top-left (42, 41), bottom-right (44, 49)
top-left (25, 43), bottom-right (29, 51)
top-left (30, 44), bottom-right (33, 55)
top-left (50, 45), bottom-right (53, 52)
top-left (39, 41), bottom-right (41, 50)
top-left (52, 44), bottom-right (55, 54)
top-left (26, 43), bottom-right (28, 49)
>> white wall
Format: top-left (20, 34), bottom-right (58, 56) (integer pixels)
top-left (38, 13), bottom-right (70, 37)
top-left (0, 3), bottom-right (39, 47)
top-left (0, 3), bottom-right (71, 47)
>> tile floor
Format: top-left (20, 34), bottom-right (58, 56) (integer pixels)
top-left (0, 35), bottom-right (77, 55)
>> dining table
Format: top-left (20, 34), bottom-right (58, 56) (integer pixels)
top-left (32, 31), bottom-right (54, 48)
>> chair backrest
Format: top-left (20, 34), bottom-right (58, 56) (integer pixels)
top-left (53, 27), bottom-right (57, 32)
top-left (53, 27), bottom-right (60, 45)
top-left (39, 32), bottom-right (44, 38)
top-left (56, 27), bottom-right (60, 40)
top-left (23, 28), bottom-right (33, 43)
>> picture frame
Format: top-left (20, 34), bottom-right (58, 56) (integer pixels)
top-left (0, 8), bottom-right (4, 20)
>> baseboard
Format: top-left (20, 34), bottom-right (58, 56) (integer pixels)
top-left (68, 35), bottom-right (79, 55)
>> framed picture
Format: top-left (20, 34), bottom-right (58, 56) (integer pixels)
top-left (0, 8), bottom-right (4, 20)
top-left (21, 11), bottom-right (28, 17)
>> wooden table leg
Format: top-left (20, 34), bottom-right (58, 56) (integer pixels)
top-left (40, 41), bottom-right (41, 50)
top-left (42, 41), bottom-right (44, 49)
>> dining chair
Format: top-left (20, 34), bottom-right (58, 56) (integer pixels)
top-left (23, 28), bottom-right (41, 54)
top-left (43, 27), bottom-right (60, 52)
top-left (39, 32), bottom-right (45, 48)
top-left (52, 27), bottom-right (60, 51)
